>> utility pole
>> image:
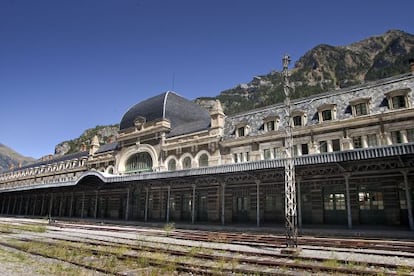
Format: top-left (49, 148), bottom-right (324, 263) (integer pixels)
top-left (283, 54), bottom-right (298, 248)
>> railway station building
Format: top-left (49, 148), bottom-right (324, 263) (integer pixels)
top-left (1, 68), bottom-right (414, 231)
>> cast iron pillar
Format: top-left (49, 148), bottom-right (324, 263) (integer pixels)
top-left (283, 54), bottom-right (298, 248)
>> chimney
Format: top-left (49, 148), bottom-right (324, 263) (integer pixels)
top-left (410, 58), bottom-right (414, 74)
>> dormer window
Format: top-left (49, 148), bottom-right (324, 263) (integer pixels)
top-left (236, 122), bottom-right (249, 137)
top-left (317, 104), bottom-right (337, 122)
top-left (322, 110), bottom-right (332, 121)
top-left (393, 95), bottom-right (407, 109)
top-left (264, 116), bottom-right (280, 132)
top-left (350, 97), bottom-right (370, 117)
top-left (134, 116), bottom-right (146, 130)
top-left (293, 116), bottom-right (302, 126)
top-left (291, 110), bottom-right (306, 127)
top-left (385, 88), bottom-right (411, 110)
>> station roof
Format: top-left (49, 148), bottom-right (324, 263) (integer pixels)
top-left (119, 91), bottom-right (211, 137)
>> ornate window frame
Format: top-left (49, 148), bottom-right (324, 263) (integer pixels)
top-left (235, 121), bottom-right (249, 137)
top-left (350, 97), bottom-right (370, 117)
top-left (317, 103), bottom-right (337, 123)
top-left (384, 88), bottom-right (411, 110)
top-left (263, 115), bottom-right (280, 132)
top-left (291, 109), bottom-right (307, 127)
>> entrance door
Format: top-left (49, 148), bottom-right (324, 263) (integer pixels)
top-left (399, 190), bottom-right (414, 226)
top-left (180, 194), bottom-right (192, 221)
top-left (233, 190), bottom-right (250, 223)
top-left (358, 191), bottom-right (385, 224)
top-left (323, 190), bottom-right (347, 225)
top-left (197, 193), bottom-right (208, 221)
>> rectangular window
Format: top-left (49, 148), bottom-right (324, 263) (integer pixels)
top-left (321, 110), bottom-right (332, 121)
top-left (237, 196), bottom-right (249, 211)
top-left (354, 103), bottom-right (368, 116)
top-left (407, 129), bottom-right (414, 142)
top-left (335, 194), bottom-right (346, 210)
top-left (293, 116), bottom-right (302, 126)
top-left (292, 145), bottom-right (298, 156)
top-left (359, 192), bottom-right (370, 210)
top-left (263, 149), bottom-right (271, 160)
top-left (353, 136), bottom-right (362, 148)
top-left (274, 147), bottom-right (282, 159)
top-left (245, 152), bottom-right (250, 162)
top-left (324, 194), bottom-right (334, 210)
top-left (324, 193), bottom-right (346, 210)
top-left (319, 141), bottom-right (328, 153)
top-left (233, 153), bottom-right (238, 163)
top-left (392, 95), bottom-right (406, 109)
top-left (391, 131), bottom-right (402, 144)
top-left (371, 192), bottom-right (384, 210)
top-left (266, 121), bottom-right (275, 131)
top-left (237, 127), bottom-right (245, 137)
top-left (399, 190), bottom-right (407, 210)
top-left (332, 139), bottom-right (341, 151)
top-left (367, 134), bottom-right (378, 147)
top-left (182, 195), bottom-right (191, 212)
top-left (358, 192), bottom-right (384, 210)
top-left (301, 143), bottom-right (309, 155)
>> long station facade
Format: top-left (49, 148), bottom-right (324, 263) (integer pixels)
top-left (1, 68), bottom-right (414, 230)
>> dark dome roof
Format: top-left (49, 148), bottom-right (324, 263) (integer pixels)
top-left (119, 91), bottom-right (211, 137)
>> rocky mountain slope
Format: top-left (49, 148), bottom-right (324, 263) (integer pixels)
top-left (197, 30), bottom-right (414, 114)
top-left (54, 124), bottom-right (119, 156)
top-left (0, 144), bottom-right (35, 173)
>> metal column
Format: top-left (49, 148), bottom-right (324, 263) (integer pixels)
top-left (221, 182), bottom-right (225, 225)
top-left (40, 194), bottom-right (45, 216)
top-left (48, 194), bottom-right (54, 220)
top-left (58, 194), bottom-right (63, 217)
top-left (256, 180), bottom-right (260, 227)
top-left (191, 184), bottom-right (196, 224)
top-left (69, 193), bottom-right (73, 217)
top-left (144, 187), bottom-right (149, 222)
top-left (12, 196), bottom-right (17, 215)
top-left (282, 54), bottom-right (297, 248)
top-left (345, 173), bottom-right (352, 229)
top-left (166, 186), bottom-right (171, 223)
top-left (33, 195), bottom-right (37, 216)
top-left (94, 191), bottom-right (98, 219)
top-left (125, 188), bottom-right (130, 221)
top-left (18, 196), bottom-right (23, 215)
top-left (81, 192), bottom-right (85, 218)
top-left (297, 177), bottom-right (302, 229)
top-left (1, 197), bottom-right (5, 214)
top-left (402, 170), bottom-right (414, 231)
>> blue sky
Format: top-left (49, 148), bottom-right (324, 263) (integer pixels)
top-left (1, 0), bottom-right (413, 159)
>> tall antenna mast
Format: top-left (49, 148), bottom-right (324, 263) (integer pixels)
top-left (283, 54), bottom-right (298, 248)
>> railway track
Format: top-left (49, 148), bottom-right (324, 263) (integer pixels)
top-left (0, 217), bottom-right (413, 275)
top-left (51, 220), bottom-right (414, 255)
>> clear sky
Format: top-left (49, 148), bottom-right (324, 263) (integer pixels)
top-left (1, 0), bottom-right (413, 159)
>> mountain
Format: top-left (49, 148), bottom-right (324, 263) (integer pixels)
top-left (54, 124), bottom-right (119, 156)
top-left (0, 143), bottom-right (36, 173)
top-left (196, 29), bottom-right (414, 115)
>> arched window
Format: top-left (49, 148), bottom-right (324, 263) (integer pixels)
top-left (125, 152), bottom-right (153, 173)
top-left (199, 154), bottom-right (209, 167)
top-left (182, 156), bottom-right (192, 169)
top-left (168, 159), bottom-right (176, 171)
